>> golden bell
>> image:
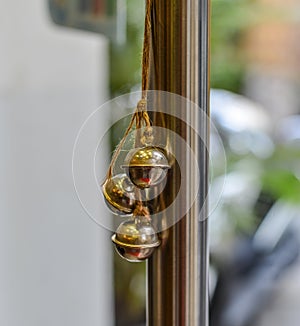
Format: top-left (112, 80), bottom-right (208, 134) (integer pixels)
top-left (102, 174), bottom-right (136, 215)
top-left (112, 218), bottom-right (160, 262)
top-left (122, 146), bottom-right (170, 189)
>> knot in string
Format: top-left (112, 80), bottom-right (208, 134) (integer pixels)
top-left (137, 99), bottom-right (147, 112)
top-left (133, 204), bottom-right (151, 222)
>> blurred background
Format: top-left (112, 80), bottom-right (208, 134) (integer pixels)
top-left (0, 1), bottom-right (113, 326)
top-left (1, 0), bottom-right (300, 325)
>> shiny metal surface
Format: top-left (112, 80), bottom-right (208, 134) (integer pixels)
top-left (112, 218), bottom-right (160, 262)
top-left (102, 173), bottom-right (136, 215)
top-left (123, 146), bottom-right (170, 189)
top-left (147, 0), bottom-right (210, 325)
top-left (123, 146), bottom-right (169, 168)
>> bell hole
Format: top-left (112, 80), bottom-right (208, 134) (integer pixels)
top-left (117, 246), bottom-right (125, 256)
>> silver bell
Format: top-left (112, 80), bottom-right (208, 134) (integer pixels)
top-left (112, 218), bottom-right (160, 262)
top-left (122, 146), bottom-right (170, 189)
top-left (102, 173), bottom-right (136, 215)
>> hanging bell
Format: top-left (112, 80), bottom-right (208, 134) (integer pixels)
top-left (112, 217), bottom-right (160, 262)
top-left (102, 173), bottom-right (136, 215)
top-left (122, 146), bottom-right (170, 189)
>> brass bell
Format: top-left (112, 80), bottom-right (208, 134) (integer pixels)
top-left (122, 146), bottom-right (170, 189)
top-left (112, 218), bottom-right (160, 262)
top-left (102, 173), bottom-right (136, 215)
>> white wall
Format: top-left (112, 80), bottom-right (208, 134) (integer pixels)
top-left (0, 1), bottom-right (114, 325)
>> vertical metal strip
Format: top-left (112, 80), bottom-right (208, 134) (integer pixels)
top-left (147, 0), bottom-right (210, 325)
top-left (198, 0), bottom-right (210, 324)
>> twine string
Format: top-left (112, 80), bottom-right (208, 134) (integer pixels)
top-left (106, 113), bottom-right (137, 179)
top-left (105, 0), bottom-right (153, 181)
top-left (141, 0), bottom-right (153, 99)
top-left (133, 203), bottom-right (151, 222)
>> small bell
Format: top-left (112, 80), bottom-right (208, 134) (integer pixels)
top-left (122, 146), bottom-right (170, 189)
top-left (102, 173), bottom-right (136, 215)
top-left (112, 217), bottom-right (160, 262)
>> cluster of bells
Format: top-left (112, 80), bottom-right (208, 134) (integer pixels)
top-left (102, 145), bottom-right (170, 262)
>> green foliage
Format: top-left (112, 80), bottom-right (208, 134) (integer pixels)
top-left (262, 169), bottom-right (300, 203)
top-left (261, 145), bottom-right (300, 202)
top-left (210, 0), bottom-right (256, 92)
top-left (109, 0), bottom-right (144, 95)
